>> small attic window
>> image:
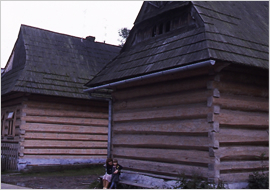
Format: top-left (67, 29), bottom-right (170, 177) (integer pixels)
top-left (152, 25), bottom-right (157, 37)
top-left (165, 21), bottom-right (171, 33)
top-left (158, 23), bottom-right (163, 34)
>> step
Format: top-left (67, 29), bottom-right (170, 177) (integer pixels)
top-left (119, 180), bottom-right (155, 189)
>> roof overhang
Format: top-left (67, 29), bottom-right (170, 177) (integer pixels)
top-left (84, 59), bottom-right (216, 94)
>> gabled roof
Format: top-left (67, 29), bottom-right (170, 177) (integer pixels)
top-left (86, 1), bottom-right (268, 87)
top-left (1, 24), bottom-right (120, 98)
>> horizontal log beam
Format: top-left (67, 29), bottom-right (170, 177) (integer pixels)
top-left (220, 160), bottom-right (269, 171)
top-left (21, 116), bottom-right (108, 126)
top-left (114, 76), bottom-right (209, 100)
top-left (215, 146), bottom-right (269, 159)
top-left (27, 94), bottom-right (108, 107)
top-left (208, 95), bottom-right (268, 112)
top-left (216, 110), bottom-right (269, 127)
top-left (114, 119), bottom-right (211, 134)
top-left (116, 158), bottom-right (209, 177)
top-left (24, 132), bottom-right (107, 141)
top-left (210, 81), bottom-right (268, 97)
top-left (218, 72), bottom-right (268, 87)
top-left (217, 128), bottom-right (269, 143)
top-left (113, 134), bottom-right (210, 149)
top-left (114, 90), bottom-right (211, 111)
top-left (23, 148), bottom-right (107, 155)
top-left (114, 105), bottom-right (210, 122)
top-left (23, 140), bottom-right (107, 148)
top-left (21, 123), bottom-right (108, 134)
top-left (22, 155), bottom-right (106, 160)
top-left (25, 100), bottom-right (107, 113)
top-left (113, 147), bottom-right (211, 164)
top-left (116, 68), bottom-right (210, 90)
top-left (22, 107), bottom-right (108, 119)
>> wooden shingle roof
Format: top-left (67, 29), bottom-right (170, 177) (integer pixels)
top-left (1, 24), bottom-right (120, 98)
top-left (86, 1), bottom-right (268, 87)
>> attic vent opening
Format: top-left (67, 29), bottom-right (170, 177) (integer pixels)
top-left (165, 21), bottom-right (171, 33)
top-left (151, 20), bottom-right (171, 38)
top-left (158, 23), bottom-right (163, 34)
top-left (152, 25), bottom-right (157, 37)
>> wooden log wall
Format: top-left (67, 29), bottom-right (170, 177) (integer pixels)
top-left (19, 94), bottom-right (108, 165)
top-left (207, 65), bottom-right (269, 183)
top-left (112, 70), bottom-right (215, 178)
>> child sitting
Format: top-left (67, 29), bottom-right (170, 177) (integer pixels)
top-left (109, 159), bottom-right (123, 189)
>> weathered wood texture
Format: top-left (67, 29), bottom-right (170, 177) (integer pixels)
top-left (112, 74), bottom-right (212, 178)
top-left (19, 95), bottom-right (108, 160)
top-left (113, 119), bottom-right (210, 135)
top-left (117, 158), bottom-right (209, 177)
top-left (22, 155), bottom-right (106, 160)
top-left (113, 75), bottom-right (210, 100)
top-left (209, 66), bottom-right (269, 183)
top-left (1, 95), bottom-right (23, 141)
top-left (113, 147), bottom-right (212, 166)
top-left (111, 64), bottom-right (269, 184)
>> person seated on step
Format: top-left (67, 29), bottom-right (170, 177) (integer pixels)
top-left (102, 158), bottom-right (113, 189)
top-left (109, 159), bottom-right (123, 189)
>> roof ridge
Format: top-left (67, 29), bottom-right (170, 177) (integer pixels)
top-left (21, 24), bottom-right (90, 41)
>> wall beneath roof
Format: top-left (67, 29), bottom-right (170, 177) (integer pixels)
top-left (207, 64), bottom-right (269, 186)
top-left (111, 66), bottom-right (215, 181)
top-left (18, 94), bottom-right (108, 171)
top-left (110, 62), bottom-right (269, 188)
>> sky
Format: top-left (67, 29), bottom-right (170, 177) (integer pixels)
top-left (1, 1), bottom-right (143, 68)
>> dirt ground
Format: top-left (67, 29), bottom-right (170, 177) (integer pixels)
top-left (1, 166), bottom-right (104, 189)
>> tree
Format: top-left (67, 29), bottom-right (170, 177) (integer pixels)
top-left (118, 27), bottom-right (130, 47)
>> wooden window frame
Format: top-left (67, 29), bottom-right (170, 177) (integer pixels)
top-left (7, 111), bottom-right (15, 138)
top-left (1, 108), bottom-right (17, 139)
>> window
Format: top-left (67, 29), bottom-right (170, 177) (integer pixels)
top-left (152, 25), bottom-right (157, 37)
top-left (1, 110), bottom-right (17, 138)
top-left (165, 21), bottom-right (171, 33)
top-left (158, 23), bottom-right (163, 34)
top-left (7, 112), bottom-right (15, 137)
top-left (151, 20), bottom-right (171, 38)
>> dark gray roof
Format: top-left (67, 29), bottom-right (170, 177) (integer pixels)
top-left (1, 24), bottom-right (120, 98)
top-left (86, 1), bottom-right (268, 87)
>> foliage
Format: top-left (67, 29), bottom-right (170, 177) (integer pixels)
top-left (248, 171), bottom-right (269, 189)
top-left (248, 153), bottom-right (269, 189)
top-left (118, 27), bottom-right (130, 46)
top-left (173, 173), bottom-right (226, 189)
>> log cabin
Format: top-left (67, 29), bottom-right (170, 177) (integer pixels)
top-left (1, 24), bottom-right (120, 172)
top-left (84, 1), bottom-right (269, 188)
